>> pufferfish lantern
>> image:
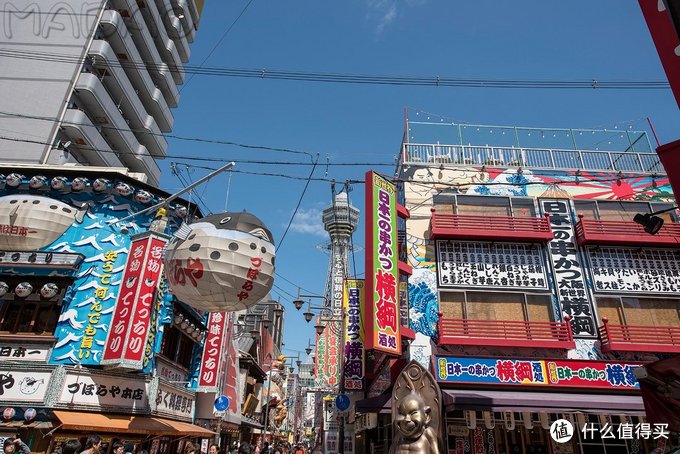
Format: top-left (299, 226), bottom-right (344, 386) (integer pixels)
top-left (163, 212), bottom-right (275, 312)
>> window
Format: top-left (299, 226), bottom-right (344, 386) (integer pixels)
top-left (439, 290), bottom-right (553, 322)
top-left (433, 194), bottom-right (537, 217)
top-left (596, 296), bottom-right (680, 327)
top-left (0, 280), bottom-right (64, 335)
top-left (574, 200), bottom-right (678, 223)
top-left (160, 326), bottom-right (195, 367)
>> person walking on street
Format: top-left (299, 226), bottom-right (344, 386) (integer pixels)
top-left (3, 438), bottom-right (31, 454)
top-left (80, 436), bottom-right (102, 454)
top-left (62, 440), bottom-right (82, 454)
top-left (123, 443), bottom-right (135, 454)
top-left (184, 443), bottom-right (197, 454)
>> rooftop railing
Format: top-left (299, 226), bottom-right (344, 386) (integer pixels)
top-left (599, 318), bottom-right (680, 353)
top-left (402, 143), bottom-right (664, 174)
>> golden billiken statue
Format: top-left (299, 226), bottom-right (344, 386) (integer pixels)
top-left (393, 393), bottom-right (440, 454)
top-left (389, 361), bottom-right (443, 454)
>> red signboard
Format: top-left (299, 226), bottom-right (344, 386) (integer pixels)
top-left (102, 232), bottom-right (168, 369)
top-left (198, 311), bottom-right (228, 390)
top-left (638, 0), bottom-right (680, 109)
top-left (364, 171), bottom-right (401, 355)
top-left (223, 313), bottom-right (241, 416)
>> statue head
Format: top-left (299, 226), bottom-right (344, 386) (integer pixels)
top-left (395, 393), bottom-right (431, 441)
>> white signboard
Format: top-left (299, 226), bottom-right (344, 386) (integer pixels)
top-left (0, 370), bottom-right (52, 403)
top-left (59, 372), bottom-right (149, 412)
top-left (324, 431), bottom-right (339, 454)
top-left (589, 247), bottom-right (680, 294)
top-left (0, 344), bottom-right (50, 362)
top-left (437, 241), bottom-right (547, 289)
top-left (153, 382), bottom-right (195, 421)
top-left (156, 357), bottom-right (188, 383)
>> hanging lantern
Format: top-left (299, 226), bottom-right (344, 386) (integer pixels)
top-left (14, 282), bottom-right (33, 297)
top-left (3, 408), bottom-right (15, 420)
top-left (24, 408), bottom-right (36, 422)
top-left (50, 176), bottom-right (67, 190)
top-left (92, 178), bottom-right (109, 192)
top-left (29, 175), bottom-right (48, 189)
top-left (114, 182), bottom-right (134, 196)
top-left (465, 410), bottom-right (476, 429)
top-left (6, 173), bottom-right (25, 187)
top-left (71, 177), bottom-right (88, 191)
top-left (40, 283), bottom-right (59, 299)
top-left (483, 411), bottom-right (495, 429)
top-left (174, 205), bottom-right (188, 219)
top-left (135, 190), bottom-right (153, 204)
top-left (0, 282), bottom-right (8, 297)
top-left (163, 212), bottom-right (275, 312)
top-left (0, 195), bottom-right (88, 250)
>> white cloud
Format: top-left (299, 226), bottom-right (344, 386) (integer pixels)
top-left (287, 208), bottom-right (328, 237)
top-left (367, 0), bottom-right (426, 34)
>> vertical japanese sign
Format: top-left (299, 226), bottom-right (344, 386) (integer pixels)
top-left (197, 312), bottom-right (228, 390)
top-left (343, 279), bottom-right (364, 391)
top-left (541, 200), bottom-right (596, 339)
top-left (315, 317), bottom-right (327, 385)
top-left (364, 171), bottom-right (401, 355)
top-left (331, 253), bottom-right (345, 317)
top-left (102, 232), bottom-right (168, 368)
top-left (222, 313), bottom-right (241, 417)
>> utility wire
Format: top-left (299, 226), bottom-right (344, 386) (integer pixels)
top-left (277, 155), bottom-right (320, 252)
top-left (180, 0), bottom-right (256, 93)
top-left (0, 48), bottom-right (670, 90)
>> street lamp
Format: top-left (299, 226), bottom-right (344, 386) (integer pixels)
top-left (633, 205), bottom-right (679, 234)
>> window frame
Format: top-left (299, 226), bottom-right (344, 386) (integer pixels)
top-left (595, 294), bottom-right (680, 327)
top-left (432, 193), bottom-right (538, 217)
top-left (574, 200), bottom-right (678, 222)
top-left (160, 325), bottom-right (197, 368)
top-left (438, 289), bottom-right (556, 322)
top-left (0, 284), bottom-right (65, 335)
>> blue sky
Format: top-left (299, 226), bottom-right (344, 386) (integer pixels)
top-left (160, 1), bottom-right (680, 361)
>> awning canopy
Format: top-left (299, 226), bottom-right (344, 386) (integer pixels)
top-left (53, 411), bottom-right (215, 436)
top-left (637, 355), bottom-right (680, 432)
top-left (356, 389), bottom-right (645, 416)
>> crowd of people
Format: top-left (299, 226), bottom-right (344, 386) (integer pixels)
top-left (2, 436), bottom-right (323, 454)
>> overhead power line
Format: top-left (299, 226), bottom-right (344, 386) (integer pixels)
top-left (0, 48), bottom-right (670, 90)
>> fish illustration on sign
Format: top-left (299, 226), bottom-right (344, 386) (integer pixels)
top-left (0, 195), bottom-right (89, 250)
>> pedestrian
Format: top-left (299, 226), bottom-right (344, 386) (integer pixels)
top-left (262, 442), bottom-right (269, 454)
top-left (209, 444), bottom-right (219, 454)
top-left (81, 436), bottom-right (102, 454)
top-left (184, 443), bottom-right (197, 454)
top-left (112, 443), bottom-right (124, 454)
top-left (293, 445), bottom-right (304, 454)
top-left (123, 443), bottom-right (135, 454)
top-left (237, 442), bottom-right (251, 454)
top-left (62, 440), bottom-right (82, 454)
top-left (3, 438), bottom-right (31, 454)
top-left (229, 442), bottom-right (239, 454)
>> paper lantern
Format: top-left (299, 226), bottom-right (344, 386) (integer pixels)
top-left (0, 282), bottom-right (8, 297)
top-left (6, 173), bottom-right (24, 187)
top-left (0, 195), bottom-right (87, 250)
top-left (71, 177), bottom-right (88, 191)
top-left (29, 175), bottom-right (48, 189)
top-left (40, 283), bottom-right (59, 299)
top-left (15, 282), bottom-right (33, 297)
top-left (135, 190), bottom-right (153, 204)
top-left (24, 408), bottom-right (36, 422)
top-left (93, 178), bottom-right (109, 192)
top-left (163, 211), bottom-right (275, 312)
top-left (50, 176), bottom-right (67, 190)
top-left (115, 182), bottom-right (134, 196)
top-left (174, 205), bottom-right (188, 219)
top-left (3, 408), bottom-right (15, 420)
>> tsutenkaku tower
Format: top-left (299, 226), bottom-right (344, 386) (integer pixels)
top-left (322, 192), bottom-right (360, 316)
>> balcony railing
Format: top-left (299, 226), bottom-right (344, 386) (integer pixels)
top-left (430, 211), bottom-right (554, 242)
top-left (402, 143), bottom-right (664, 174)
top-left (575, 216), bottom-right (680, 247)
top-left (598, 318), bottom-right (680, 353)
top-left (437, 314), bottom-right (575, 349)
